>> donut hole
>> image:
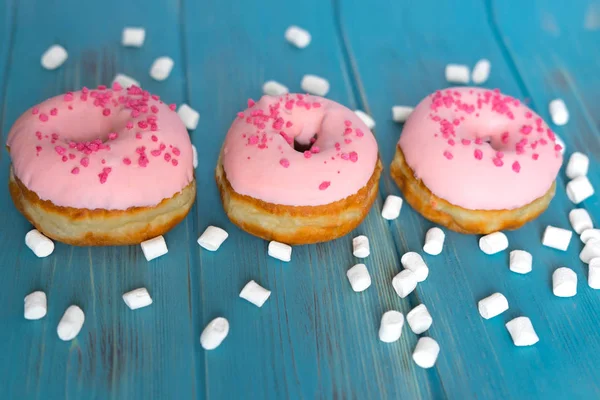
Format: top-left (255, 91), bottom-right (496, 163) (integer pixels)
top-left (51, 107), bottom-right (130, 143)
top-left (293, 134), bottom-right (318, 153)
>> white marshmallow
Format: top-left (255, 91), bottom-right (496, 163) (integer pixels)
top-left (542, 225), bottom-right (572, 251)
top-left (140, 236), bottom-right (168, 261)
top-left (406, 304), bottom-right (433, 334)
top-left (566, 152), bottom-right (589, 179)
top-left (285, 25), bottom-right (311, 48)
top-left (581, 229), bottom-right (600, 243)
top-left (412, 337), bottom-right (440, 369)
top-left (479, 232), bottom-right (508, 255)
top-left (423, 227), bottom-right (445, 256)
top-left (569, 208), bottom-right (593, 234)
top-left (24, 291), bottom-right (47, 320)
top-left (400, 252), bottom-right (429, 282)
top-left (177, 104), bottom-right (200, 130)
top-left (192, 144), bottom-right (198, 168)
top-left (478, 292), bottom-right (509, 319)
top-left (41, 45), bottom-right (68, 70)
top-left (566, 176), bottom-right (595, 204)
top-left (445, 64), bottom-right (470, 84)
top-left (381, 195), bottom-right (403, 220)
top-left (392, 269), bottom-right (418, 298)
top-left (197, 226), bottom-right (229, 251)
top-left (262, 80), bottom-right (289, 96)
top-left (549, 98), bottom-right (569, 125)
top-left (149, 56), bottom-right (174, 81)
top-left (509, 250), bottom-right (532, 274)
top-left (352, 235), bottom-right (370, 258)
top-left (268, 241), bottom-right (292, 262)
top-left (122, 288), bottom-right (153, 310)
top-left (552, 267), bottom-right (577, 297)
top-left (505, 316), bottom-right (539, 346)
top-left (378, 310), bottom-right (404, 343)
top-left (200, 317), bottom-right (229, 350)
top-left (239, 280), bottom-right (271, 307)
top-left (346, 264), bottom-right (371, 292)
top-left (301, 75), bottom-right (330, 96)
top-left (471, 59), bottom-right (491, 84)
top-left (588, 258), bottom-right (600, 289)
top-left (122, 27), bottom-right (146, 47)
top-left (354, 110), bottom-right (375, 129)
top-left (580, 239), bottom-right (600, 263)
top-left (57, 305), bottom-right (85, 341)
top-left (112, 73), bottom-right (140, 89)
top-left (392, 106), bottom-right (414, 122)
top-left (25, 229), bottom-right (54, 258)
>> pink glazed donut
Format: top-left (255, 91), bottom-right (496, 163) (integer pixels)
top-left (390, 87), bottom-right (562, 234)
top-left (216, 94), bottom-right (382, 244)
top-left (7, 84), bottom-right (196, 245)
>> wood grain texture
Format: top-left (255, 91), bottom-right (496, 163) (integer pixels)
top-left (0, 0), bottom-right (599, 399)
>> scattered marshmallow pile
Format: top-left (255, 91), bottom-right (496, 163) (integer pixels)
top-left (285, 26), bottom-right (311, 49)
top-left (542, 225), bottom-right (572, 251)
top-left (25, 229), bottom-right (54, 258)
top-left (41, 45), bottom-right (68, 70)
top-left (549, 98), bottom-right (569, 126)
top-left (445, 59), bottom-right (491, 85)
top-left (198, 226), bottom-right (229, 251)
top-left (140, 235), bottom-right (169, 261)
top-left (301, 75), bottom-right (330, 96)
top-left (565, 152), bottom-right (594, 204)
top-left (24, 290), bottom-right (86, 341)
top-left (479, 232), bottom-right (508, 255)
top-left (122, 27), bottom-right (146, 47)
top-left (381, 195), bottom-right (403, 220)
top-left (354, 110), bottom-right (375, 130)
top-left (178, 104), bottom-right (200, 130)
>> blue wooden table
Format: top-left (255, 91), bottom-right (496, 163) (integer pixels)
top-left (1, 0), bottom-right (600, 398)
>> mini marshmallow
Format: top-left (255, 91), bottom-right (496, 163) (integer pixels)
top-left (509, 250), bottom-right (532, 274)
top-left (549, 98), bottom-right (569, 125)
top-left (122, 288), bottom-right (153, 310)
top-left (285, 25), bottom-right (311, 48)
top-left (239, 280), bottom-right (271, 307)
top-left (406, 304), bottom-right (433, 334)
top-left (392, 106), bottom-right (414, 122)
top-left (471, 59), bottom-right (491, 84)
top-left (412, 337), bottom-right (440, 369)
top-left (112, 73), bottom-right (140, 89)
top-left (445, 64), bottom-right (470, 84)
top-left (505, 316), bottom-right (539, 346)
top-left (566, 152), bottom-right (589, 179)
top-left (262, 80), bottom-right (289, 96)
top-left (478, 292), bottom-right (509, 319)
top-left (57, 305), bottom-right (85, 341)
top-left (588, 258), bottom-right (600, 289)
top-left (122, 27), bottom-right (146, 47)
top-left (25, 229), bottom-right (54, 258)
top-left (41, 45), bottom-right (68, 70)
top-left (352, 235), bottom-right (370, 258)
top-left (382, 195), bottom-right (403, 220)
top-left (301, 75), bottom-right (330, 96)
top-left (24, 291), bottom-right (47, 320)
top-left (354, 110), bottom-right (375, 129)
top-left (423, 227), bottom-right (445, 256)
top-left (200, 317), bottom-right (229, 350)
top-left (149, 56), bottom-right (174, 81)
top-left (569, 208), bottom-right (593, 234)
top-left (392, 269), bottom-right (418, 298)
top-left (580, 239), bottom-right (600, 263)
top-left (192, 144), bottom-right (198, 168)
top-left (197, 226), bottom-right (229, 251)
top-left (268, 241), bottom-right (292, 262)
top-left (346, 264), bottom-right (371, 292)
top-left (177, 104), bottom-right (200, 130)
top-left (140, 235), bottom-right (168, 261)
top-left (552, 267), bottom-right (577, 297)
top-left (378, 310), bottom-right (404, 343)
top-left (581, 229), bottom-right (600, 243)
top-left (566, 176), bottom-right (595, 204)
top-left (479, 232), bottom-right (508, 255)
top-left (400, 252), bottom-right (429, 282)
top-left (542, 225), bottom-right (572, 251)
top-left (555, 134), bottom-right (566, 154)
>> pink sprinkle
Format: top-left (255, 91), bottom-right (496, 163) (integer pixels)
top-left (68, 105), bottom-right (73, 110)
top-left (355, 129), bottom-right (364, 137)
top-left (35, 145), bottom-right (42, 152)
top-left (344, 138), bottom-right (352, 144)
top-left (151, 149), bottom-right (161, 157)
top-left (68, 153), bottom-right (75, 159)
top-left (280, 158), bottom-right (290, 168)
top-left (61, 155), bottom-right (68, 162)
top-left (443, 150), bottom-right (453, 160)
top-left (554, 144), bottom-right (562, 152)
top-left (344, 127), bottom-right (353, 135)
top-left (32, 107), bottom-right (39, 115)
top-left (344, 120), bottom-right (352, 127)
top-left (496, 151), bottom-right (504, 159)
top-left (172, 147), bottom-right (181, 156)
top-left (39, 113), bottom-right (48, 122)
top-left (164, 153), bottom-right (172, 161)
top-left (532, 153), bottom-right (539, 160)
top-left (126, 121), bottom-right (134, 130)
top-left (112, 82), bottom-right (123, 91)
top-left (71, 167), bottom-right (80, 175)
top-left (50, 108), bottom-right (58, 116)
top-left (54, 146), bottom-right (66, 155)
top-left (169, 103), bottom-right (176, 111)
top-left (138, 121), bottom-right (148, 129)
top-left (108, 132), bottom-right (118, 140)
top-left (80, 157), bottom-right (89, 167)
top-left (101, 159), bottom-right (106, 164)
top-left (311, 146), bottom-right (320, 154)
top-left (525, 111), bottom-right (532, 118)
top-left (319, 181), bottom-right (331, 190)
top-left (285, 100), bottom-right (294, 110)
top-left (493, 158), bottom-right (504, 167)
top-left (461, 139), bottom-right (471, 145)
top-left (341, 153), bottom-right (349, 160)
top-left (123, 157), bottom-right (131, 165)
top-left (248, 135), bottom-right (259, 145)
top-left (171, 159), bottom-right (178, 166)
top-left (520, 125), bottom-right (532, 134)
top-left (247, 99), bottom-right (255, 107)
top-left (512, 161), bottom-right (521, 173)
top-left (474, 149), bottom-right (483, 160)
top-left (349, 151), bottom-right (358, 162)
top-left (136, 132), bottom-right (142, 139)
top-left (312, 102), bottom-right (321, 108)
top-left (151, 135), bottom-right (158, 142)
top-left (98, 85), bottom-right (107, 90)
top-left (304, 151), bottom-right (312, 159)
top-left (237, 112), bottom-right (244, 119)
top-left (286, 121), bottom-right (293, 128)
top-left (102, 108), bottom-right (111, 116)
top-left (82, 87), bottom-right (89, 94)
top-left (448, 139), bottom-right (455, 146)
top-left (475, 138), bottom-right (483, 145)
top-left (151, 105), bottom-right (159, 114)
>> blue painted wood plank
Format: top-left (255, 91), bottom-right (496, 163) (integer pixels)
top-left (339, 0), bottom-right (600, 398)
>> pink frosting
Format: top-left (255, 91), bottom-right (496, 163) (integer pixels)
top-left (222, 94), bottom-right (378, 206)
top-left (399, 87), bottom-right (563, 210)
top-left (7, 85), bottom-right (193, 210)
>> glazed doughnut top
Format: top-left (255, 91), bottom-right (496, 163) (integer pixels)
top-left (6, 84), bottom-right (193, 210)
top-left (399, 87), bottom-right (563, 210)
top-left (222, 94), bottom-right (379, 206)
